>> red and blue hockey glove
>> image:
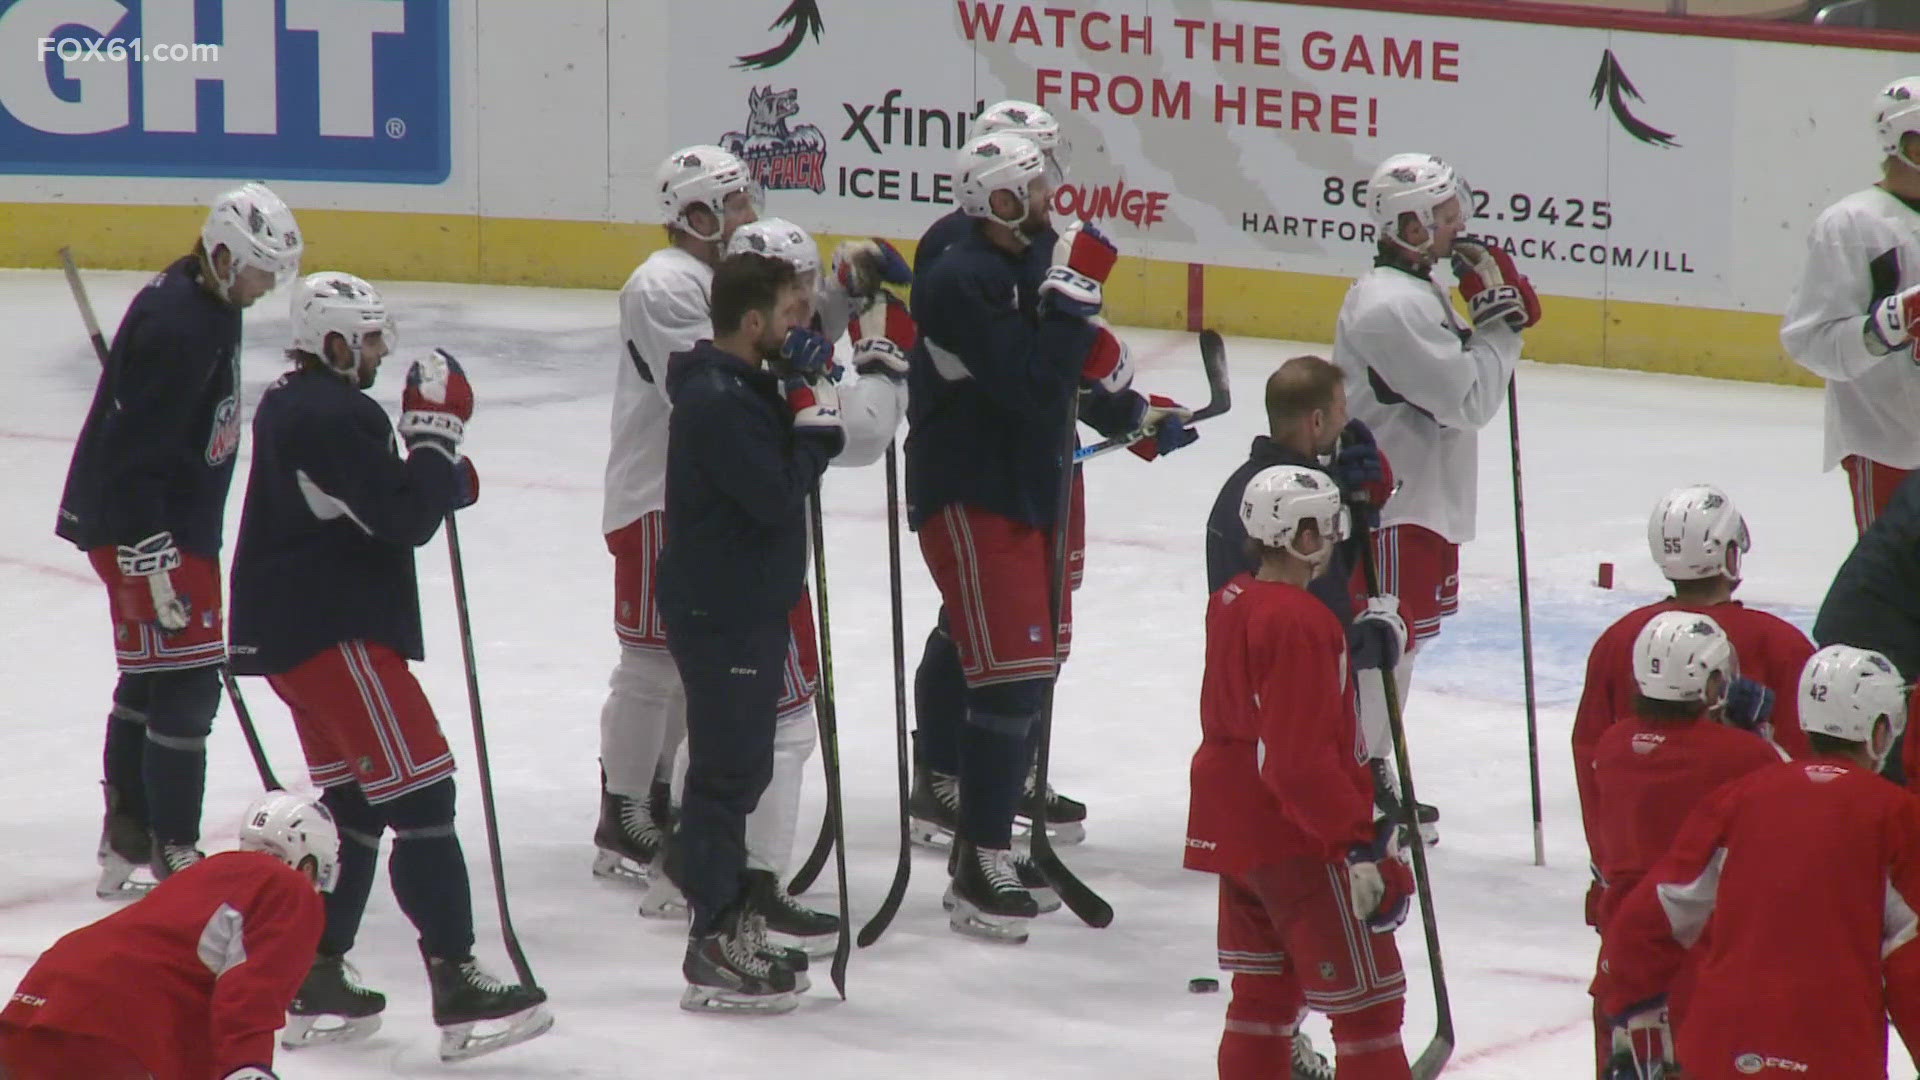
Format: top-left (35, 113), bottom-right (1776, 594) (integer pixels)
top-left (833, 238), bottom-right (913, 298)
top-left (116, 530), bottom-right (191, 633)
top-left (1126, 395), bottom-right (1198, 461)
top-left (399, 348), bottom-right (473, 462)
top-left (848, 292), bottom-right (916, 381)
top-left (1452, 238), bottom-right (1541, 332)
top-left (1039, 219), bottom-right (1117, 319)
top-left (1345, 819), bottom-right (1415, 932)
top-left (1722, 676), bottom-right (1775, 735)
top-left (783, 372), bottom-right (845, 457)
top-left (1869, 284), bottom-right (1920, 353)
top-left (1605, 999), bottom-right (1674, 1080)
top-left (1351, 596), bottom-right (1408, 673)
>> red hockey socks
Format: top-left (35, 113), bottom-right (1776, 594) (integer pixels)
top-left (1329, 998), bottom-right (1412, 1079)
top-left (1217, 973), bottom-right (1304, 1079)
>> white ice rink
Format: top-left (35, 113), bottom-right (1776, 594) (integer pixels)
top-left (1, 268), bottom-right (1907, 1077)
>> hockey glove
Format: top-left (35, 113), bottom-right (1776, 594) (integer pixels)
top-left (1869, 284), bottom-right (1920, 354)
top-left (1333, 418), bottom-right (1384, 489)
top-left (848, 292), bottom-right (916, 381)
top-left (1586, 863), bottom-right (1607, 931)
top-left (1039, 220), bottom-right (1118, 319)
top-left (1126, 395), bottom-right (1198, 461)
top-left (223, 1069), bottom-right (278, 1080)
top-left (452, 459), bottom-right (480, 511)
top-left (1606, 999), bottom-right (1675, 1080)
top-left (784, 373), bottom-right (846, 458)
top-left (778, 326), bottom-right (835, 380)
top-left (1351, 596), bottom-right (1409, 672)
top-left (832, 238), bottom-right (913, 298)
top-left (1081, 317), bottom-right (1135, 394)
top-left (1452, 238), bottom-right (1541, 332)
top-left (1721, 676), bottom-right (1775, 735)
top-left (1345, 818), bottom-right (1415, 932)
top-left (117, 530), bottom-right (192, 633)
top-left (399, 349), bottom-right (473, 462)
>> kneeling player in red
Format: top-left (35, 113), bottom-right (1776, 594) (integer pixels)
top-left (227, 274), bottom-right (547, 1061)
top-left (0, 792), bottom-right (335, 1080)
top-left (1187, 465), bottom-right (1414, 1080)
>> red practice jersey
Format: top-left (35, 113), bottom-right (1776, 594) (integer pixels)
top-left (1186, 574), bottom-right (1372, 875)
top-left (1601, 758), bottom-right (1920, 1078)
top-left (0, 850), bottom-right (323, 1080)
top-left (1573, 598), bottom-right (1815, 862)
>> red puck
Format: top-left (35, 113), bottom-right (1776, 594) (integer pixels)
top-left (1597, 562), bottom-right (1614, 589)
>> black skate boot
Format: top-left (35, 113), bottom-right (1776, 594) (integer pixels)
top-left (592, 775), bottom-right (670, 886)
top-left (149, 837), bottom-right (204, 883)
top-left (1017, 764), bottom-right (1087, 846)
top-left (743, 867), bottom-right (839, 958)
top-left (1292, 1031), bottom-right (1336, 1080)
top-left (945, 839), bottom-right (1038, 944)
top-left (96, 783), bottom-right (154, 901)
top-left (943, 847), bottom-right (1061, 915)
top-left (1371, 757), bottom-right (1439, 846)
top-left (908, 766), bottom-right (960, 850)
top-left (423, 946), bottom-right (552, 1062)
top-left (283, 953), bottom-right (385, 1049)
top-left (681, 900), bottom-right (802, 1015)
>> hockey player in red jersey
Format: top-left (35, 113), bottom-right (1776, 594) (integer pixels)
top-left (1187, 464), bottom-right (1414, 1080)
top-left (0, 792), bottom-right (335, 1080)
top-left (1584, 611), bottom-right (1781, 1077)
top-left (1575, 486), bottom-right (1814, 917)
top-left (1601, 644), bottom-right (1920, 1079)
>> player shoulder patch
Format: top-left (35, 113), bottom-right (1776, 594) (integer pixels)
top-left (1802, 763), bottom-right (1847, 784)
top-left (1630, 732), bottom-right (1665, 755)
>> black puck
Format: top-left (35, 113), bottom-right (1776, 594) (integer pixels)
top-left (1188, 977), bottom-right (1219, 994)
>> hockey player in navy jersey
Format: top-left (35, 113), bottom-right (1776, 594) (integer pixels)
top-left (907, 130), bottom-right (1196, 943)
top-left (56, 182), bottom-right (303, 900)
top-left (227, 273), bottom-right (549, 1061)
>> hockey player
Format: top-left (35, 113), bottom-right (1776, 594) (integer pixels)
top-left (912, 99), bottom-right (1071, 279)
top-left (657, 251), bottom-right (840, 1013)
top-left (1332, 152), bottom-right (1537, 835)
top-left (227, 273), bottom-right (548, 1060)
top-left (1188, 464), bottom-right (1415, 1080)
top-left (1575, 486), bottom-right (1813, 880)
top-left (1583, 611), bottom-right (1781, 1078)
top-left (55, 182), bottom-right (302, 898)
top-left (1599, 645), bottom-right (1920, 1079)
top-left (1781, 76), bottom-right (1920, 534)
top-left (908, 131), bottom-right (1196, 944)
top-left (0, 792), bottom-right (334, 1080)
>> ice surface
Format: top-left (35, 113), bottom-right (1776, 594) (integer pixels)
top-left (0, 267), bottom-right (1903, 1077)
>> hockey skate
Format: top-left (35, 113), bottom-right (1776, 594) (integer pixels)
top-left (907, 767), bottom-right (960, 850)
top-left (1015, 764), bottom-right (1087, 847)
top-left (1371, 758), bottom-right (1439, 847)
top-left (636, 847), bottom-right (688, 919)
top-left (944, 840), bottom-right (1038, 945)
top-left (942, 847), bottom-right (1061, 916)
top-left (591, 778), bottom-right (671, 886)
top-left (1292, 1031), bottom-right (1335, 1080)
top-left (95, 785), bottom-right (155, 901)
top-left (681, 901), bottom-right (803, 1015)
top-left (743, 867), bottom-right (839, 958)
top-left (149, 838), bottom-right (204, 883)
top-left (423, 946), bottom-right (552, 1062)
top-left (282, 954), bottom-right (385, 1050)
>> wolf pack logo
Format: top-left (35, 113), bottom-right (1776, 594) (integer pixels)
top-left (720, 86), bottom-right (827, 194)
top-left (205, 394), bottom-right (241, 466)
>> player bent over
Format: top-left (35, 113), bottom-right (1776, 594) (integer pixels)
top-left (56, 183), bottom-right (302, 898)
top-left (227, 274), bottom-right (548, 1060)
top-left (1781, 77), bottom-right (1920, 534)
top-left (1188, 465), bottom-right (1415, 1080)
top-left (1583, 612), bottom-right (1779, 1078)
top-left (658, 252), bottom-right (842, 1013)
top-left (0, 792), bottom-right (334, 1080)
top-left (1602, 644), bottom-right (1920, 1077)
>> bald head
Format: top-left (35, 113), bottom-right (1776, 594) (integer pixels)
top-left (1265, 355), bottom-right (1348, 458)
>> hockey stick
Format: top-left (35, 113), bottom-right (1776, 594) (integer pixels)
top-left (806, 494), bottom-right (854, 996)
top-left (1508, 378), bottom-right (1546, 868)
top-left (857, 442), bottom-right (912, 948)
top-left (444, 514), bottom-right (539, 989)
top-left (786, 792), bottom-right (834, 894)
top-left (62, 247), bottom-right (282, 793)
top-left (1354, 512), bottom-right (1455, 1080)
top-left (1072, 329), bottom-right (1230, 463)
top-left (1030, 379), bottom-right (1115, 930)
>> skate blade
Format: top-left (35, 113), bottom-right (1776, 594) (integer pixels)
top-left (591, 848), bottom-right (651, 886)
top-left (908, 819), bottom-right (954, 851)
top-left (281, 1011), bottom-right (382, 1050)
top-left (437, 1004), bottom-right (553, 1062)
top-left (679, 985), bottom-right (799, 1015)
top-left (637, 882), bottom-right (688, 919)
top-left (944, 890), bottom-right (1031, 945)
top-left (941, 887), bottom-right (1060, 916)
top-left (1013, 818), bottom-right (1086, 847)
top-left (766, 927), bottom-right (838, 959)
top-left (95, 859), bottom-right (155, 902)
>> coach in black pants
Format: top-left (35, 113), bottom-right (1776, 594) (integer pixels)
top-left (657, 251), bottom-right (843, 1008)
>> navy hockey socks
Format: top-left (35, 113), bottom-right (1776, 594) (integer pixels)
top-left (958, 711), bottom-right (1031, 849)
top-left (141, 734), bottom-right (205, 845)
top-left (913, 620), bottom-right (965, 775)
top-left (319, 785), bottom-right (383, 956)
top-left (103, 703), bottom-right (149, 824)
top-left (390, 830), bottom-right (476, 961)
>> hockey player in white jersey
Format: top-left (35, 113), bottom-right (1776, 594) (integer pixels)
top-left (1332, 152), bottom-right (1538, 837)
top-left (1781, 76), bottom-right (1920, 534)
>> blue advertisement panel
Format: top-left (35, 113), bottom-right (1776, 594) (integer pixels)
top-left (0, 0), bottom-right (451, 183)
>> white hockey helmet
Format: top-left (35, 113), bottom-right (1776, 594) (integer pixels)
top-left (955, 132), bottom-right (1049, 227)
top-left (1632, 611), bottom-right (1737, 704)
top-left (1366, 153), bottom-right (1473, 258)
top-left (1648, 485), bottom-right (1750, 583)
top-left (201, 182), bottom-right (303, 299)
top-left (655, 145), bottom-right (763, 242)
top-left (972, 100), bottom-right (1071, 184)
top-left (1239, 465), bottom-right (1349, 568)
top-left (290, 272), bottom-right (394, 372)
top-left (1799, 644), bottom-right (1908, 750)
top-left (1875, 77), bottom-right (1920, 171)
top-left (238, 792), bottom-right (341, 893)
top-left (726, 217), bottom-right (821, 291)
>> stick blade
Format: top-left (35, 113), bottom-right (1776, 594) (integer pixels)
top-left (1194, 329), bottom-right (1230, 422)
top-left (1411, 1034), bottom-right (1453, 1080)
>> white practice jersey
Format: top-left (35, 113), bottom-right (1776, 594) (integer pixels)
top-left (601, 245), bottom-right (905, 535)
top-left (1332, 265), bottom-right (1522, 544)
top-left (1780, 186), bottom-right (1920, 470)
